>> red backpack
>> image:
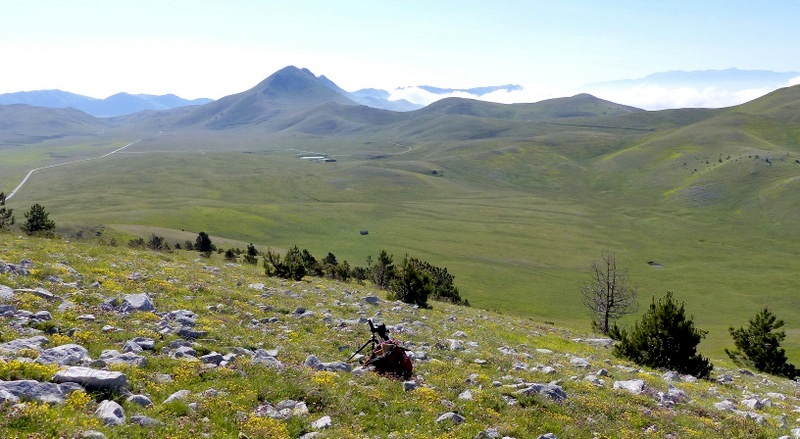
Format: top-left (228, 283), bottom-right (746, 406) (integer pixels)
top-left (363, 339), bottom-right (413, 380)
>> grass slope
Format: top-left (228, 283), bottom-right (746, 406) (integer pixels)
top-left (0, 234), bottom-right (797, 438)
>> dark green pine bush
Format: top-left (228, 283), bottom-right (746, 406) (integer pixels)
top-left (726, 307), bottom-right (798, 379)
top-left (609, 291), bottom-right (713, 379)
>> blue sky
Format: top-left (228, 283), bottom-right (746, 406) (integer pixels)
top-left (1, 0), bottom-right (798, 108)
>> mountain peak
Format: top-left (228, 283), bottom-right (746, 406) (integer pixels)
top-left (248, 66), bottom-right (355, 106)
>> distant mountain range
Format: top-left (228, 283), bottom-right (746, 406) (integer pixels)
top-left (0, 90), bottom-right (214, 118)
top-left (586, 68), bottom-right (799, 90)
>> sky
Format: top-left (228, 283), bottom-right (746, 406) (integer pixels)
top-left (1, 0), bottom-right (799, 109)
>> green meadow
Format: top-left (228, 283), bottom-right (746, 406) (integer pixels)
top-left (2, 86), bottom-right (800, 361)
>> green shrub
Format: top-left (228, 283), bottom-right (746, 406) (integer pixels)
top-left (726, 307), bottom-right (797, 378)
top-left (21, 203), bottom-right (55, 235)
top-left (609, 291), bottom-right (713, 379)
top-left (264, 245), bottom-right (306, 281)
top-left (389, 255), bottom-right (432, 308)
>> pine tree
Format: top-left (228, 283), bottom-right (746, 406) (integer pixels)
top-left (390, 255), bottom-right (432, 308)
top-left (726, 307), bottom-right (797, 378)
top-left (243, 243), bottom-right (258, 264)
top-left (21, 203), bottom-right (55, 235)
top-left (370, 249), bottom-right (396, 289)
top-left (195, 231), bottom-right (212, 253)
top-left (0, 192), bottom-right (14, 230)
top-left (609, 291), bottom-right (713, 379)
top-left (263, 245), bottom-right (306, 281)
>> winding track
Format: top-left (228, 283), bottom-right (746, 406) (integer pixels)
top-left (5, 139), bottom-right (407, 200)
top-left (6, 139), bottom-right (141, 200)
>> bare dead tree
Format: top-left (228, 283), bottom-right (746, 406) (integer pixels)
top-left (581, 250), bottom-right (638, 334)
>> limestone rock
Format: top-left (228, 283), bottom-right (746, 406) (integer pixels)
top-left (613, 379), bottom-right (646, 395)
top-left (515, 383), bottom-right (568, 402)
top-left (0, 335), bottom-right (49, 354)
top-left (120, 293), bottom-right (155, 313)
top-left (363, 296), bottom-right (380, 305)
top-left (163, 389), bottom-right (190, 404)
top-left (95, 400), bottom-right (126, 426)
top-left (99, 350), bottom-right (147, 367)
top-left (53, 366), bottom-right (128, 393)
top-left (311, 415), bottom-right (332, 430)
top-left (0, 284), bottom-right (14, 300)
top-left (130, 415), bottom-right (161, 426)
top-left (435, 411), bottom-right (466, 424)
top-left (35, 344), bottom-right (91, 366)
top-left (304, 354), bottom-right (350, 372)
top-left (127, 394), bottom-right (154, 407)
top-left (0, 379), bottom-right (77, 404)
top-left (0, 388), bottom-right (21, 404)
top-left (252, 349), bottom-right (283, 368)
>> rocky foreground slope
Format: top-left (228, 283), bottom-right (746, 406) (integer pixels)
top-left (1, 233), bottom-right (799, 438)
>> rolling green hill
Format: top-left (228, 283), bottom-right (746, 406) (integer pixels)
top-left (1, 69), bottom-right (799, 363)
top-left (0, 104), bottom-right (108, 146)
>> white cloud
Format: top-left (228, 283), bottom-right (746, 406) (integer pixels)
top-left (387, 84), bottom-right (575, 107)
top-left (581, 85), bottom-right (774, 110)
top-left (789, 75), bottom-right (800, 87)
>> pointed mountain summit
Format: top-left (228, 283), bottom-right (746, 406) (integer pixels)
top-left (178, 66), bottom-right (359, 129)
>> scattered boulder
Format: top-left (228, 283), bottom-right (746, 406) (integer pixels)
top-left (362, 296), bottom-right (380, 305)
top-left (201, 352), bottom-right (224, 366)
top-left (303, 354), bottom-right (351, 372)
top-left (0, 379), bottom-right (77, 404)
top-left (0, 260), bottom-right (32, 276)
top-left (99, 350), bottom-right (147, 367)
top-left (126, 394), bottom-right (154, 407)
top-left (176, 327), bottom-right (208, 339)
top-left (130, 337), bottom-right (156, 350)
top-left (613, 379), bottom-right (646, 395)
top-left (14, 288), bottom-right (62, 302)
top-left (120, 293), bottom-right (155, 313)
top-left (569, 356), bottom-right (591, 368)
top-left (515, 383), bottom-right (568, 402)
top-left (742, 397), bottom-right (764, 410)
top-left (714, 400), bottom-right (736, 411)
top-left (252, 349), bottom-right (283, 368)
top-left (173, 346), bottom-right (198, 359)
top-left (130, 415), bottom-right (161, 427)
top-left (311, 415), bottom-right (332, 430)
top-left (53, 367), bottom-right (128, 393)
top-left (35, 344), bottom-right (91, 366)
top-left (0, 284), bottom-right (15, 300)
top-left (435, 411), bottom-right (466, 425)
top-left (95, 400), bottom-right (126, 426)
top-left (163, 389), bottom-right (190, 404)
top-left (121, 341), bottom-right (143, 354)
top-left (34, 310), bottom-right (53, 320)
top-left (0, 335), bottom-right (49, 354)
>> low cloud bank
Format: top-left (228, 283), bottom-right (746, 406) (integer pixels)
top-left (386, 77), bottom-right (800, 111)
top-left (387, 85), bottom-right (573, 107)
top-left (583, 85), bottom-right (774, 110)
